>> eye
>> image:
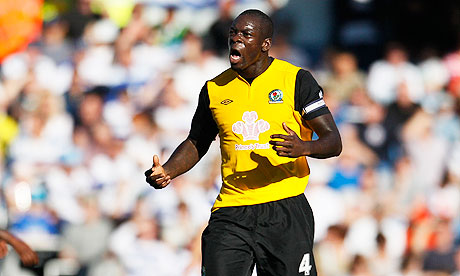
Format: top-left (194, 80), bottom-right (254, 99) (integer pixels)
top-left (243, 32), bottom-right (252, 38)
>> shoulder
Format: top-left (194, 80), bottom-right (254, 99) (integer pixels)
top-left (271, 58), bottom-right (302, 75)
top-left (208, 68), bottom-right (238, 86)
top-left (297, 68), bottom-right (318, 80)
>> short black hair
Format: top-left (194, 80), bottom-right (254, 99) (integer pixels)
top-left (237, 9), bottom-right (273, 39)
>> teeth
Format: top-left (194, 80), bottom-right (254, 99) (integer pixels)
top-left (229, 48), bottom-right (242, 63)
top-left (230, 54), bottom-right (241, 63)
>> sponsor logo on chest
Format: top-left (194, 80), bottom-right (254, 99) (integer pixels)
top-left (232, 111), bottom-right (270, 151)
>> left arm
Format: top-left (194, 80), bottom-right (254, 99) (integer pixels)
top-left (269, 68), bottom-right (342, 159)
top-left (269, 113), bottom-right (342, 159)
top-left (304, 113), bottom-right (342, 158)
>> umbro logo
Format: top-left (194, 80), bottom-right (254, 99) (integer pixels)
top-left (221, 99), bottom-right (233, 105)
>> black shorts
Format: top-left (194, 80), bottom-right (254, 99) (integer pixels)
top-left (201, 194), bottom-right (317, 276)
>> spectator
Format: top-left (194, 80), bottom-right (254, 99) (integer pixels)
top-left (109, 198), bottom-right (188, 276)
top-left (427, 171), bottom-right (460, 220)
top-left (59, 195), bottom-right (113, 275)
top-left (62, 0), bottom-right (100, 43)
top-left (35, 18), bottom-right (74, 65)
top-left (205, 0), bottom-right (235, 57)
top-left (369, 232), bottom-right (400, 276)
top-left (444, 44), bottom-right (460, 98)
top-left (367, 42), bottom-right (424, 105)
top-left (382, 82), bottom-right (421, 165)
top-left (402, 109), bottom-right (450, 194)
top-left (422, 219), bottom-right (456, 274)
top-left (314, 224), bottom-right (350, 276)
top-left (347, 254), bottom-right (372, 276)
top-left (395, 252), bottom-right (423, 276)
top-left (323, 51), bottom-right (366, 103)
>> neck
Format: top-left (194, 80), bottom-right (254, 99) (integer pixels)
top-left (237, 55), bottom-right (273, 79)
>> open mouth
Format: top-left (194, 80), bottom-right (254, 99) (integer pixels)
top-left (229, 48), bottom-right (242, 64)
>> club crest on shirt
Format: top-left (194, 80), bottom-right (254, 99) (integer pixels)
top-left (268, 89), bottom-right (283, 103)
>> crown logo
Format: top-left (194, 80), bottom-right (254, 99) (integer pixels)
top-left (232, 111), bottom-right (270, 141)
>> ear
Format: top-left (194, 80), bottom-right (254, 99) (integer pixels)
top-left (262, 38), bottom-right (272, 52)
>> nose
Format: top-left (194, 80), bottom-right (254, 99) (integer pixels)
top-left (229, 31), bottom-right (241, 45)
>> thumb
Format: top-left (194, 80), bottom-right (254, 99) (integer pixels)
top-left (282, 122), bottom-right (296, 135)
top-left (153, 155), bottom-right (160, 167)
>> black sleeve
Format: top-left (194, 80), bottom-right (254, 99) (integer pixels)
top-left (187, 83), bottom-right (219, 158)
top-left (294, 69), bottom-right (330, 120)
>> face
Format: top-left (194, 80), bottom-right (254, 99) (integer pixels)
top-left (228, 15), bottom-right (270, 74)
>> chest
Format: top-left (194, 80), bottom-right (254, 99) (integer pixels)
top-left (208, 77), bottom-right (296, 134)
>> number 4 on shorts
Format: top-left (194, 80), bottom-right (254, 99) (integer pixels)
top-left (299, 253), bottom-right (312, 275)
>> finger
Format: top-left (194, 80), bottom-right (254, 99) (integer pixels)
top-left (273, 147), bottom-right (290, 157)
top-left (155, 175), bottom-right (170, 183)
top-left (148, 166), bottom-right (166, 178)
top-left (145, 174), bottom-right (157, 185)
top-left (144, 168), bottom-right (152, 177)
top-left (148, 171), bottom-right (164, 179)
top-left (272, 145), bottom-right (291, 152)
top-left (148, 180), bottom-right (162, 189)
top-left (151, 179), bottom-right (169, 189)
top-left (282, 122), bottom-right (296, 135)
top-left (146, 177), bottom-right (156, 186)
top-left (148, 175), bottom-right (170, 188)
top-left (153, 155), bottom-right (160, 167)
top-left (270, 134), bottom-right (291, 140)
top-left (146, 174), bottom-right (165, 185)
top-left (269, 140), bottom-right (293, 147)
top-left (159, 176), bottom-right (171, 187)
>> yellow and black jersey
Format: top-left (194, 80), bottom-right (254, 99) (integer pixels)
top-left (188, 58), bottom-right (329, 210)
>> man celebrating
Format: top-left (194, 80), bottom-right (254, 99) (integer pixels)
top-left (146, 9), bottom-right (342, 276)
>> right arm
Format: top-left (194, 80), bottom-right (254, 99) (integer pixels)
top-left (145, 138), bottom-right (201, 189)
top-left (145, 83), bottom-right (218, 189)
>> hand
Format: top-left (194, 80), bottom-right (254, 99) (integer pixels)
top-left (12, 239), bottom-right (39, 266)
top-left (145, 155), bottom-right (171, 189)
top-left (269, 122), bottom-right (306, 158)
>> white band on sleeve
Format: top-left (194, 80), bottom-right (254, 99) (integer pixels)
top-left (303, 99), bottom-right (326, 115)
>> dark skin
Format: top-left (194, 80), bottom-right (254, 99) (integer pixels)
top-left (270, 116), bottom-right (341, 159)
top-left (145, 13), bottom-right (342, 189)
top-left (228, 14), bottom-right (272, 79)
top-left (0, 230), bottom-right (39, 266)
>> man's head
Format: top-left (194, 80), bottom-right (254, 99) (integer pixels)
top-left (228, 9), bottom-right (273, 77)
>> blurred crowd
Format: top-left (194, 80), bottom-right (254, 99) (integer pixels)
top-left (0, 0), bottom-right (460, 276)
